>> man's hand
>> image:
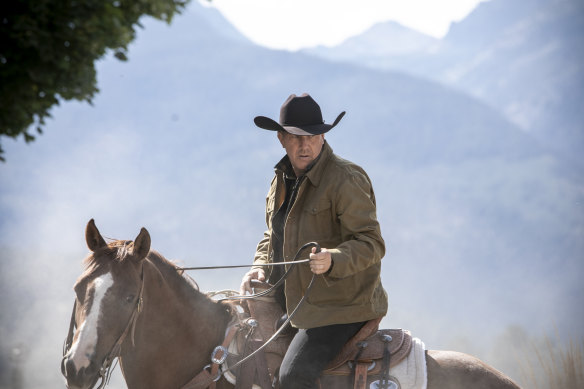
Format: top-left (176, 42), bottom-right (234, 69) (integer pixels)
top-left (240, 268), bottom-right (266, 295)
top-left (309, 247), bottom-right (332, 275)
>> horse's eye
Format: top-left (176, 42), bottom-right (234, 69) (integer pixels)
top-left (126, 294), bottom-right (135, 304)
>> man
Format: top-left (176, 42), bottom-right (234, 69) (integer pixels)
top-left (240, 93), bottom-right (388, 389)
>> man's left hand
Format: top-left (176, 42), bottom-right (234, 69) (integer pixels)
top-left (309, 247), bottom-right (332, 275)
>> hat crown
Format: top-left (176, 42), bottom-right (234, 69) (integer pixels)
top-left (279, 94), bottom-right (324, 127)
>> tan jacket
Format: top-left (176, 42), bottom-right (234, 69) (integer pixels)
top-left (253, 142), bottom-right (388, 328)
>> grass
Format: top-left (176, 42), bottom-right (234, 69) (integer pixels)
top-left (519, 336), bottom-right (584, 389)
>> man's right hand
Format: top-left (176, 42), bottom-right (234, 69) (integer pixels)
top-left (240, 268), bottom-right (266, 295)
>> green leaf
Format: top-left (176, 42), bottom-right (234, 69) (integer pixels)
top-left (0, 0), bottom-right (191, 162)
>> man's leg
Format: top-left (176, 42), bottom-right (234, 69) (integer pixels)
top-left (279, 321), bottom-right (365, 389)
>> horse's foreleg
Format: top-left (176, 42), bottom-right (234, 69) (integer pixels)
top-left (426, 350), bottom-right (521, 389)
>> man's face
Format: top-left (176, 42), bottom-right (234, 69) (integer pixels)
top-left (278, 132), bottom-right (325, 176)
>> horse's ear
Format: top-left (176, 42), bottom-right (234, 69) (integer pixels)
top-left (86, 219), bottom-right (107, 252)
top-left (132, 227), bottom-right (151, 260)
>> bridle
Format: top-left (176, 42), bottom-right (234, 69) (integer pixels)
top-left (61, 265), bottom-right (145, 389)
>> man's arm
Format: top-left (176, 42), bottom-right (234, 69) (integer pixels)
top-left (326, 170), bottom-right (385, 280)
top-left (240, 230), bottom-right (270, 294)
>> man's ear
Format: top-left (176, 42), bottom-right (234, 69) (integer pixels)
top-left (277, 131), bottom-right (286, 148)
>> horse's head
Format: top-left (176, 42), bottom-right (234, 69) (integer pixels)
top-left (61, 219), bottom-right (150, 389)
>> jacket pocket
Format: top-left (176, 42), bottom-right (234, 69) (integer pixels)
top-left (301, 199), bottom-right (337, 242)
top-left (307, 276), bottom-right (371, 307)
top-left (304, 199), bottom-right (332, 215)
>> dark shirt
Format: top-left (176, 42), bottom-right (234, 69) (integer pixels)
top-left (269, 152), bottom-right (321, 310)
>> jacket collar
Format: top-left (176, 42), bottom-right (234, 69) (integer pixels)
top-left (274, 141), bottom-right (333, 187)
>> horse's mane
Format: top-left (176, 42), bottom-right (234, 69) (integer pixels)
top-left (80, 239), bottom-right (232, 321)
top-left (79, 239), bottom-right (134, 280)
top-left (145, 250), bottom-right (234, 324)
top-left (145, 250), bottom-right (201, 292)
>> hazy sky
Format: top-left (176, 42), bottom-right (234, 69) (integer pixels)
top-left (205, 0), bottom-right (488, 50)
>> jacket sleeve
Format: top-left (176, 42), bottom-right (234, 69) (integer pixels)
top-left (325, 168), bottom-right (385, 282)
top-left (253, 230), bottom-right (270, 266)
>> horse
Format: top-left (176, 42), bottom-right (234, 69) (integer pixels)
top-left (61, 220), bottom-right (521, 389)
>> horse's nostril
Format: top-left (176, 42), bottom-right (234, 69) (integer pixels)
top-left (84, 360), bottom-right (97, 376)
top-left (65, 358), bottom-right (79, 379)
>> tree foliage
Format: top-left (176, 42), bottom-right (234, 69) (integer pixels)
top-left (0, 0), bottom-right (190, 161)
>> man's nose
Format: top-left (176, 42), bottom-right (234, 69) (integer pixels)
top-left (298, 137), bottom-right (309, 146)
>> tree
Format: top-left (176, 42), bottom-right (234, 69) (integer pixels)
top-left (0, 0), bottom-right (190, 161)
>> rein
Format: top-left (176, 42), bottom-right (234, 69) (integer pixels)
top-left (217, 272), bottom-right (316, 379)
top-left (62, 265), bottom-right (145, 389)
top-left (179, 258), bottom-right (310, 271)
top-left (181, 241), bottom-right (322, 389)
top-left (179, 242), bottom-right (319, 303)
top-left (214, 242), bottom-right (320, 369)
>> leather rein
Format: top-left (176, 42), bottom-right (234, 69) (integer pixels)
top-left (178, 242), bottom-right (320, 388)
top-left (62, 242), bottom-right (320, 389)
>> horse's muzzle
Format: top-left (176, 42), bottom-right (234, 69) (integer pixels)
top-left (61, 355), bottom-right (99, 389)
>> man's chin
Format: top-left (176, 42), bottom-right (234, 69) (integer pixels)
top-left (294, 158), bottom-right (312, 168)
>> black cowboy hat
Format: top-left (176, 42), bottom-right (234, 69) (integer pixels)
top-left (254, 93), bottom-right (346, 136)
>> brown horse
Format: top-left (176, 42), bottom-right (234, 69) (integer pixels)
top-left (61, 220), bottom-right (521, 389)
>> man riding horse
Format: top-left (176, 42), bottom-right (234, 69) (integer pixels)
top-left (240, 93), bottom-right (388, 389)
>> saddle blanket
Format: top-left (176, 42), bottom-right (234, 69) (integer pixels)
top-left (383, 337), bottom-right (427, 389)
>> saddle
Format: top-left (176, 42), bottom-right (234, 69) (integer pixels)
top-left (224, 282), bottom-right (413, 389)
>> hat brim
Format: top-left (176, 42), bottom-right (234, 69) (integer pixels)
top-left (254, 111), bottom-right (346, 136)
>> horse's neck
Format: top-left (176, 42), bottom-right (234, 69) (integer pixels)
top-left (121, 257), bottom-right (231, 389)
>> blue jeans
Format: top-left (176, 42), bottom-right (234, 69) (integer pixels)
top-left (279, 321), bottom-right (366, 389)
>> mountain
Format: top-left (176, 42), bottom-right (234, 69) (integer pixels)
top-left (305, 0), bottom-right (584, 165)
top-left (305, 21), bottom-right (440, 68)
top-left (0, 1), bottom-right (582, 387)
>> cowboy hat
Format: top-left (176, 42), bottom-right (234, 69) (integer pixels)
top-left (254, 93), bottom-right (345, 136)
